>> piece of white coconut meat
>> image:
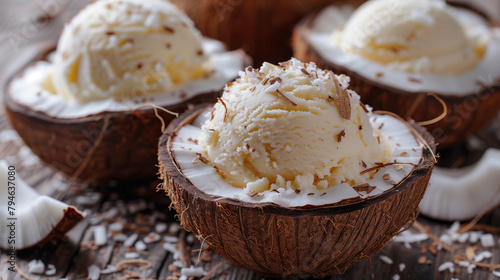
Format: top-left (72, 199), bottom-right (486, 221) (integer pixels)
top-left (172, 109), bottom-right (424, 207)
top-left (419, 148), bottom-right (500, 221)
top-left (0, 161), bottom-right (84, 250)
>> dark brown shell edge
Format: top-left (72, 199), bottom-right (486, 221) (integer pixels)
top-left (158, 103), bottom-right (436, 278)
top-left (3, 47), bottom-right (229, 184)
top-left (291, 5), bottom-right (500, 149)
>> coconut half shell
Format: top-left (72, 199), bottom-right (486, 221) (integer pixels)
top-left (170, 0), bottom-right (366, 65)
top-left (4, 48), bottom-right (223, 183)
top-left (158, 104), bottom-right (436, 278)
top-left (292, 5), bottom-right (500, 149)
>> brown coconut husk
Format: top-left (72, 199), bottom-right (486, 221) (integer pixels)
top-left (170, 0), bottom-right (366, 66)
top-left (158, 104), bottom-right (436, 278)
top-left (292, 4), bottom-right (500, 149)
top-left (3, 48), bottom-right (225, 184)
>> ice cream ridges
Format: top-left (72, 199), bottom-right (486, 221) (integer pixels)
top-left (337, 0), bottom-right (487, 74)
top-left (200, 58), bottom-right (391, 193)
top-left (44, 0), bottom-right (210, 103)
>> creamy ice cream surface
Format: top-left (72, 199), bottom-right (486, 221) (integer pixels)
top-left (200, 58), bottom-right (391, 193)
top-left (337, 0), bottom-right (487, 74)
top-left (46, 0), bottom-right (209, 103)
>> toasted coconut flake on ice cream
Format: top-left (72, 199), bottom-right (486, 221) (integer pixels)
top-left (158, 58), bottom-right (436, 277)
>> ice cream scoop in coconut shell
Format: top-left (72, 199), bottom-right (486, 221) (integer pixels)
top-left (292, 4), bottom-right (500, 149)
top-left (4, 48), bottom-right (222, 184)
top-left (158, 104), bottom-right (436, 278)
top-left (170, 0), bottom-right (366, 65)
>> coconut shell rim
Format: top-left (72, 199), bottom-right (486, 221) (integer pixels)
top-left (158, 103), bottom-right (436, 217)
top-left (293, 3), bottom-right (500, 100)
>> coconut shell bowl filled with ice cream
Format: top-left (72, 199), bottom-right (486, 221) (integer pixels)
top-left (293, 0), bottom-right (500, 148)
top-left (4, 0), bottom-right (248, 183)
top-left (158, 59), bottom-right (436, 278)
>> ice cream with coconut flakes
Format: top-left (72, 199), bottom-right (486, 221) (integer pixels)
top-left (46, 0), bottom-right (210, 103)
top-left (337, 0), bottom-right (486, 74)
top-left (200, 58), bottom-right (391, 193)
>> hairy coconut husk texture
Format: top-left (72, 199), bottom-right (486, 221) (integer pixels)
top-left (4, 48), bottom-right (220, 184)
top-left (158, 104), bottom-right (436, 278)
top-left (170, 0), bottom-right (366, 66)
top-left (292, 6), bottom-right (500, 149)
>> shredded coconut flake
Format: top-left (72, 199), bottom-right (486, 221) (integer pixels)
top-left (380, 255), bottom-right (393, 265)
top-left (27, 259), bottom-right (45, 274)
top-left (181, 266), bottom-right (205, 277)
top-left (438, 262), bottom-right (454, 273)
top-left (480, 234), bottom-right (495, 248)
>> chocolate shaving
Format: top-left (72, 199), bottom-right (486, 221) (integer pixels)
top-left (269, 77), bottom-right (282, 85)
top-left (359, 101), bottom-right (369, 113)
top-left (332, 74), bottom-right (351, 120)
top-left (276, 89), bottom-right (297, 106)
top-left (301, 68), bottom-right (310, 75)
top-left (353, 183), bottom-right (376, 194)
top-left (336, 129), bottom-right (346, 142)
top-left (163, 26), bottom-right (175, 33)
top-left (217, 98), bottom-right (228, 122)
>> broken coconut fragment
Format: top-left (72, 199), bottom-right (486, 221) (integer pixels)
top-left (420, 148), bottom-right (500, 221)
top-left (158, 59), bottom-right (436, 278)
top-left (292, 0), bottom-right (500, 147)
top-left (4, 0), bottom-right (248, 183)
top-left (0, 161), bottom-right (83, 250)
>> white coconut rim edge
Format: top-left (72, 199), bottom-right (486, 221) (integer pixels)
top-left (9, 38), bottom-right (247, 119)
top-left (171, 109), bottom-right (423, 207)
top-left (419, 148), bottom-right (500, 221)
top-left (0, 161), bottom-right (84, 250)
top-left (307, 5), bottom-right (500, 96)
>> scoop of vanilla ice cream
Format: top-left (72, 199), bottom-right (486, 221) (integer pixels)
top-left (49, 0), bottom-right (209, 103)
top-left (200, 58), bottom-right (390, 193)
top-left (338, 0), bottom-right (486, 74)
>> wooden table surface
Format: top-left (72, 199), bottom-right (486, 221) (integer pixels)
top-left (1, 1), bottom-right (500, 280)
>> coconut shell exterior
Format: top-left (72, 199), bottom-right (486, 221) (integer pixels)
top-left (292, 9), bottom-right (500, 149)
top-left (158, 104), bottom-right (436, 278)
top-left (4, 48), bottom-right (223, 184)
top-left (170, 0), bottom-right (366, 66)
